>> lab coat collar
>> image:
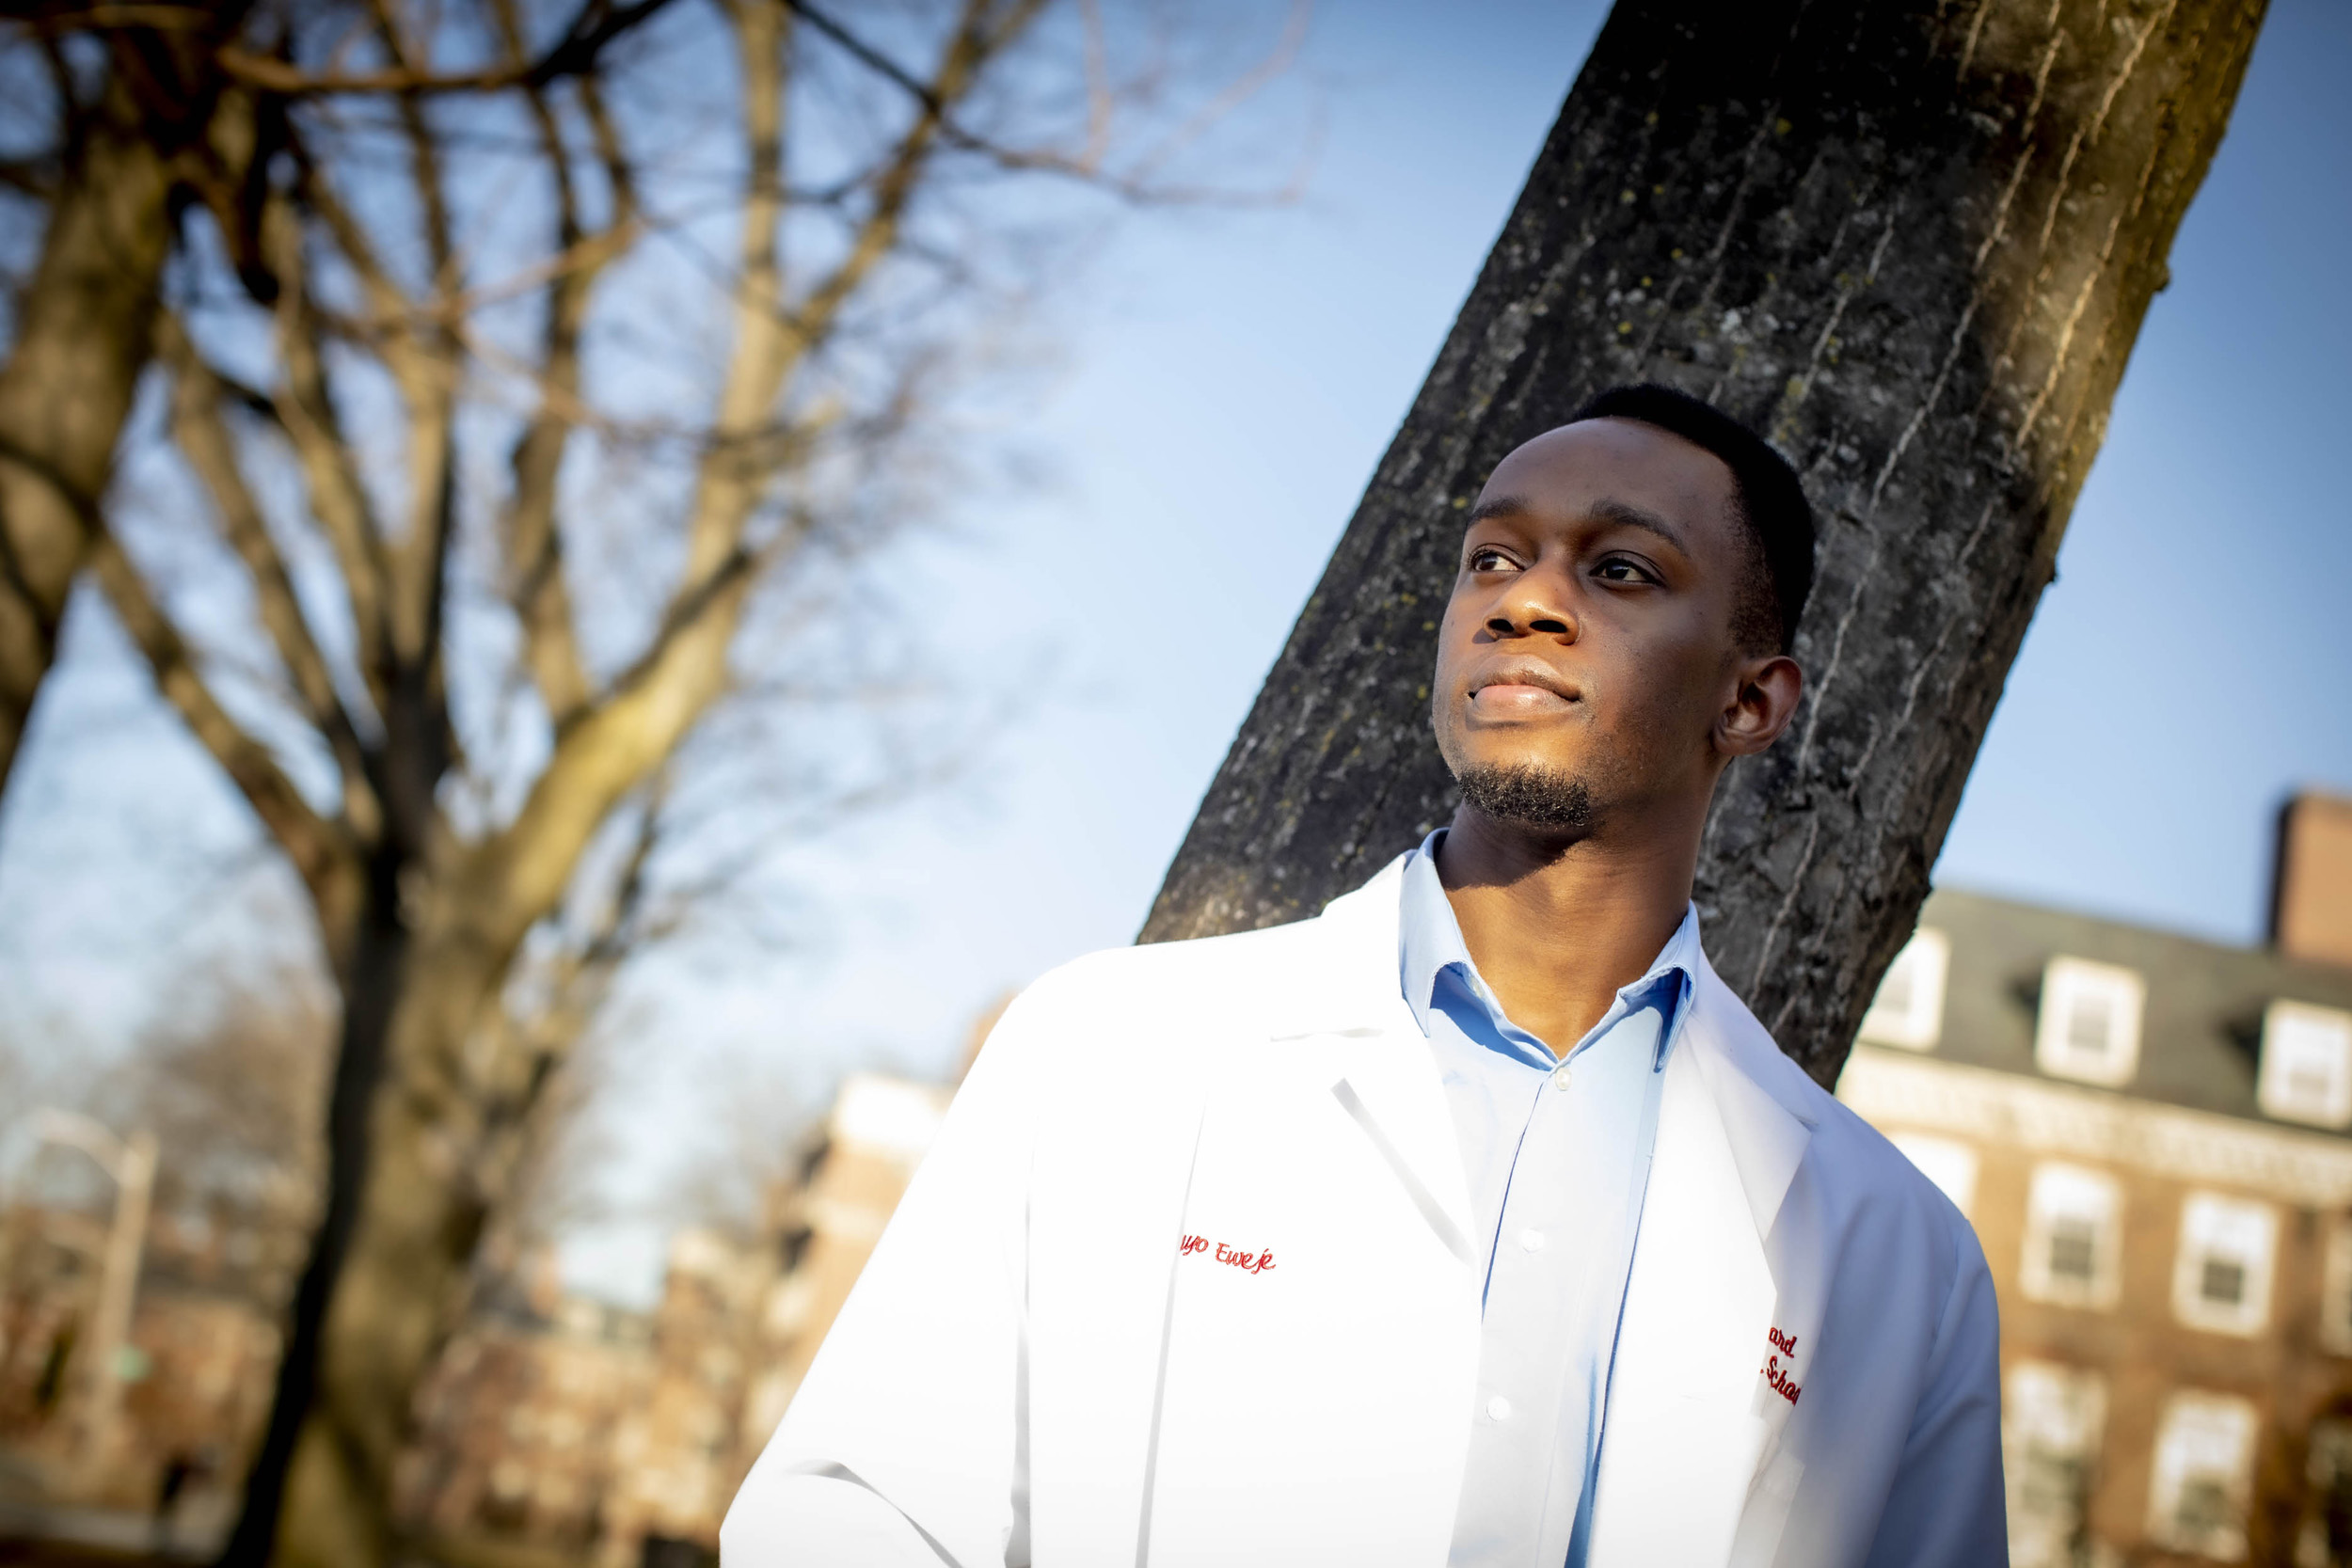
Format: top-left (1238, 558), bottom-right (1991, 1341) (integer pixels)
top-left (1394, 828), bottom-right (1701, 1069)
top-left (1683, 945), bottom-right (1818, 1249)
top-left (1263, 854), bottom-right (1420, 1039)
top-left (1295, 852), bottom-right (1815, 1252)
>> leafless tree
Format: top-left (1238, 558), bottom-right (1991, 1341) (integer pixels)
top-left (0, 1), bottom-right (686, 794)
top-left (6, 2), bottom-right (1306, 1562)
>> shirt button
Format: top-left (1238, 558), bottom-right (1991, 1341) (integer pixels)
top-left (1519, 1228), bottom-right (1546, 1253)
top-left (1487, 1395), bottom-right (1513, 1422)
top-left (1550, 1062), bottom-right (1573, 1091)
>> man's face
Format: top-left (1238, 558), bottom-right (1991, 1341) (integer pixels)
top-left (1430, 417), bottom-right (1763, 832)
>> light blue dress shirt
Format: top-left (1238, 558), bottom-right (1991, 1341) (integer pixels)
top-left (1397, 830), bottom-right (1700, 1568)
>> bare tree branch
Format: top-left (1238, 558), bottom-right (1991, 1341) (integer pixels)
top-left (674, 0), bottom-right (1025, 600)
top-left (213, 0), bottom-right (682, 97)
top-left (377, 95), bottom-right (463, 682)
top-left (87, 531), bottom-right (362, 936)
top-left (159, 317), bottom-right (387, 842)
top-left (489, 2), bottom-right (610, 726)
top-left (4, 6), bottom-right (217, 35)
top-left (786, 0), bottom-right (1312, 204)
top-left (260, 196), bottom-right (398, 718)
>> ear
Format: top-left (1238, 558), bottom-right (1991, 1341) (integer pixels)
top-left (1714, 653), bottom-right (1804, 758)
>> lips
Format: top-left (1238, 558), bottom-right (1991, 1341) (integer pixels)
top-left (1467, 659), bottom-right (1580, 708)
top-left (1470, 683), bottom-right (1573, 716)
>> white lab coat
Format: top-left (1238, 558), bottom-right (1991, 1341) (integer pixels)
top-left (723, 857), bottom-right (2005, 1567)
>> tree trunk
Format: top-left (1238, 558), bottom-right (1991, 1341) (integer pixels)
top-left (216, 854), bottom-right (410, 1568)
top-left (0, 125), bottom-right (173, 788)
top-left (219, 854), bottom-right (536, 1568)
top-left (1141, 0), bottom-right (2265, 1085)
top-left (223, 596), bottom-right (755, 1568)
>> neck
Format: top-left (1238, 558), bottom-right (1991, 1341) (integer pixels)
top-left (1433, 794), bottom-right (1705, 1056)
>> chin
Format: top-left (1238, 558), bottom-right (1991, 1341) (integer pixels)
top-left (1454, 758), bottom-right (1598, 835)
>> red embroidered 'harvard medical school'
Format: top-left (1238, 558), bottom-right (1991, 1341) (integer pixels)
top-left (1760, 1325), bottom-right (1803, 1405)
top-left (1179, 1232), bottom-right (1277, 1275)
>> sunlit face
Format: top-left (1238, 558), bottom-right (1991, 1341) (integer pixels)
top-left (1429, 417), bottom-right (1759, 828)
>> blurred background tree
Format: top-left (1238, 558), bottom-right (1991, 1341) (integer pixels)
top-left (0, 1), bottom-right (1303, 1563)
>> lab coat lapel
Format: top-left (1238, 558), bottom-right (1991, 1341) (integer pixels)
top-left (1273, 858), bottom-right (1481, 1268)
top-left (1139, 858), bottom-right (1481, 1564)
top-left (1025, 1022), bottom-right (1215, 1563)
top-left (1684, 954), bottom-right (1825, 1568)
top-left (1590, 954), bottom-right (1817, 1568)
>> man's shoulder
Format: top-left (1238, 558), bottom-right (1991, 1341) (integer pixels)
top-left (1806, 1082), bottom-right (1979, 1249)
top-left (1696, 974), bottom-right (1979, 1262)
top-left (1003, 912), bottom-right (1342, 1038)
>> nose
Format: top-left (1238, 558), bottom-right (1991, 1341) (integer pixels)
top-left (1484, 576), bottom-right (1578, 641)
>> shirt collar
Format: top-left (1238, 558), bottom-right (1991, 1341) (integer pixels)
top-left (1397, 827), bottom-right (1702, 1063)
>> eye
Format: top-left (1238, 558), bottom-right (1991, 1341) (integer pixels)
top-left (1468, 546), bottom-right (1519, 574)
top-left (1593, 556), bottom-right (1659, 586)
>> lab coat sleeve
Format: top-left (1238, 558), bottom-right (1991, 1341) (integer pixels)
top-left (722, 987), bottom-right (1052, 1567)
top-left (1859, 1217), bottom-right (2007, 1568)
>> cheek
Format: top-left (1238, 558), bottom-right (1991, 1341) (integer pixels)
top-left (1590, 631), bottom-right (1726, 744)
top-left (1431, 600), bottom-right (1478, 684)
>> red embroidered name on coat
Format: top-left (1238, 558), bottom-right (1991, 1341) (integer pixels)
top-left (1179, 1233), bottom-right (1276, 1275)
top-left (1760, 1326), bottom-right (1803, 1404)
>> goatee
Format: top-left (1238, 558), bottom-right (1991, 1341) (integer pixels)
top-left (1454, 762), bottom-right (1597, 833)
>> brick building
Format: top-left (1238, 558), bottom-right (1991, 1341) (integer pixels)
top-left (389, 1069), bottom-right (955, 1565)
top-left (396, 1288), bottom-right (654, 1553)
top-left (2, 1064), bottom-right (956, 1563)
top-left (0, 1200), bottom-right (284, 1519)
top-left (1838, 792), bottom-right (2352, 1564)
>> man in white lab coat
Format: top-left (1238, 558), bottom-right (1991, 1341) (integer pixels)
top-left (723, 385), bottom-right (2004, 1566)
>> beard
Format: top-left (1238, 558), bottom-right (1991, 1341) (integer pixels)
top-left (1453, 761), bottom-right (1597, 833)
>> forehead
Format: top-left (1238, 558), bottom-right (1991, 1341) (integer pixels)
top-left (1473, 418), bottom-right (1740, 546)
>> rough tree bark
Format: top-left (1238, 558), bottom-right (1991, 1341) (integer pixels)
top-left (1142, 0), bottom-right (2265, 1085)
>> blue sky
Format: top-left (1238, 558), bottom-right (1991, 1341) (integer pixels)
top-left (2, 0), bottom-right (2345, 1303)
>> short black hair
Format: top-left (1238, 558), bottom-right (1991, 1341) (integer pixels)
top-left (1566, 383), bottom-right (1815, 655)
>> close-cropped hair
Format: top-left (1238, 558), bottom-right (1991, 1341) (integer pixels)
top-left (1566, 383), bottom-right (1816, 656)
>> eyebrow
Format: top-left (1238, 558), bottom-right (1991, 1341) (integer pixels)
top-left (1465, 494), bottom-right (1691, 553)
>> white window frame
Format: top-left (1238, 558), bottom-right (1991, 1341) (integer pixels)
top-left (1859, 928), bottom-right (1952, 1052)
top-left (2171, 1193), bottom-right (2279, 1338)
top-left (2020, 1162), bottom-right (2124, 1309)
top-left (2257, 1000), bottom-right (2352, 1130)
top-left (2034, 956), bottom-right (2147, 1087)
top-left (1887, 1132), bottom-right (1979, 1218)
top-left (2147, 1389), bottom-right (2257, 1560)
top-left (2004, 1360), bottom-right (2107, 1568)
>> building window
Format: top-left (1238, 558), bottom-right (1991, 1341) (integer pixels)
top-left (2021, 1163), bottom-right (2123, 1309)
top-left (2034, 957), bottom-right (2147, 1087)
top-left (2148, 1391), bottom-right (2257, 1560)
top-left (2172, 1194), bottom-right (2279, 1338)
top-left (2306, 1419), bottom-right (2352, 1568)
top-left (1859, 928), bottom-right (1951, 1051)
top-left (1887, 1132), bottom-right (1979, 1217)
top-left (2258, 1000), bottom-right (2352, 1130)
top-left (2005, 1360), bottom-right (2106, 1568)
